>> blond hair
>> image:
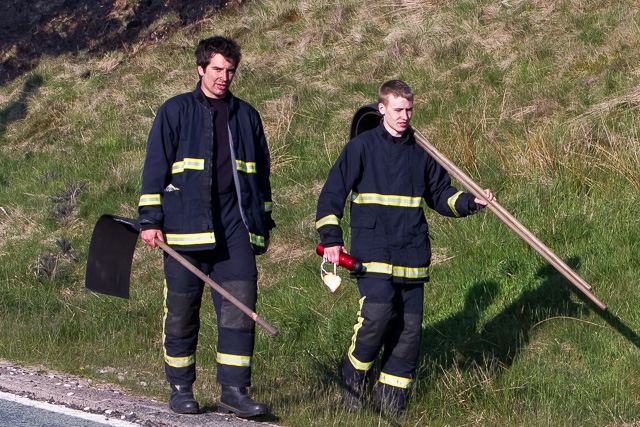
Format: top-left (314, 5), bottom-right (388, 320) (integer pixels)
top-left (378, 80), bottom-right (414, 105)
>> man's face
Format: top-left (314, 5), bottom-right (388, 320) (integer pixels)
top-left (198, 53), bottom-right (236, 99)
top-left (378, 95), bottom-right (413, 137)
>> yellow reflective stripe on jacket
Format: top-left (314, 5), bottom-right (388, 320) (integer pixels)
top-left (216, 352), bottom-right (251, 367)
top-left (379, 372), bottom-right (412, 389)
top-left (236, 159), bottom-right (257, 173)
top-left (362, 262), bottom-right (430, 279)
top-left (264, 201), bottom-right (272, 213)
top-left (172, 158), bottom-right (205, 174)
top-left (347, 297), bottom-right (375, 371)
top-left (316, 214), bottom-right (340, 229)
top-left (165, 232), bottom-right (216, 246)
top-left (250, 233), bottom-right (265, 247)
top-left (139, 193), bottom-right (162, 206)
top-left (351, 192), bottom-right (423, 208)
top-left (447, 191), bottom-right (463, 217)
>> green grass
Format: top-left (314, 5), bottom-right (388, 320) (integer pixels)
top-left (2, 0), bottom-right (640, 425)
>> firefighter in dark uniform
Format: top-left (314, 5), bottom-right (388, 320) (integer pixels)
top-left (138, 36), bottom-right (275, 418)
top-left (316, 80), bottom-right (495, 416)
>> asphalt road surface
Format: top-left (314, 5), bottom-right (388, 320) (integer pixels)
top-left (0, 359), bottom-right (277, 427)
top-left (0, 392), bottom-right (139, 426)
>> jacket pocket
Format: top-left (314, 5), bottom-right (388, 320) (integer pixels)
top-left (351, 214), bottom-right (376, 229)
top-left (350, 213), bottom-right (376, 261)
top-left (161, 190), bottom-right (183, 233)
top-left (409, 223), bottom-right (431, 266)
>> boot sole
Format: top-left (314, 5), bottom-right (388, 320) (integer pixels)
top-left (218, 402), bottom-right (267, 418)
top-left (170, 404), bottom-right (199, 414)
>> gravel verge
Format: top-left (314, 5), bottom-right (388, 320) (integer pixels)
top-left (0, 359), bottom-right (276, 427)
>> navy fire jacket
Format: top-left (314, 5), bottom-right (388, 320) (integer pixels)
top-left (316, 122), bottom-right (481, 284)
top-left (138, 83), bottom-right (275, 253)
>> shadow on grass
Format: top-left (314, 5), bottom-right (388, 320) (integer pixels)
top-left (0, 74), bottom-right (43, 138)
top-left (420, 256), bottom-right (640, 380)
top-left (571, 278), bottom-right (640, 350)
top-left (420, 258), bottom-right (584, 374)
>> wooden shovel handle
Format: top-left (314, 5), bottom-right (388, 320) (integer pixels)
top-left (155, 238), bottom-right (279, 336)
top-left (413, 131), bottom-right (607, 311)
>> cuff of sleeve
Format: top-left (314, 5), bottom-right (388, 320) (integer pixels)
top-left (140, 222), bottom-right (160, 231)
top-left (466, 195), bottom-right (484, 213)
top-left (266, 216), bottom-right (276, 230)
top-left (322, 242), bottom-right (342, 248)
top-left (320, 237), bottom-right (344, 248)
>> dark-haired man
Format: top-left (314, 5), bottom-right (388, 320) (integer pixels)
top-left (138, 36), bottom-right (274, 418)
top-left (316, 80), bottom-right (494, 416)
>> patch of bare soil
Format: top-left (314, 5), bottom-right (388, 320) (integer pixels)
top-left (0, 0), bottom-right (243, 85)
top-left (0, 359), bottom-right (275, 427)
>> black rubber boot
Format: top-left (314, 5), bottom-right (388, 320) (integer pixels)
top-left (343, 386), bottom-right (364, 413)
top-left (218, 386), bottom-right (267, 418)
top-left (375, 383), bottom-right (407, 419)
top-left (169, 384), bottom-right (199, 414)
top-left (342, 371), bottom-right (370, 413)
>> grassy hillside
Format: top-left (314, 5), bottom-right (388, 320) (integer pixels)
top-left (1, 0), bottom-right (640, 426)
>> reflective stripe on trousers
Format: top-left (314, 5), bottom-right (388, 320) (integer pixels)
top-left (342, 277), bottom-right (424, 392)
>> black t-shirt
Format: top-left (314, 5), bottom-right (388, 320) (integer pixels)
top-left (207, 94), bottom-right (234, 194)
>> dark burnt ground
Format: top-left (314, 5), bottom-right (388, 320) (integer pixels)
top-left (0, 0), bottom-right (242, 85)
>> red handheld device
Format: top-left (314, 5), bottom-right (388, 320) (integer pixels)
top-left (316, 244), bottom-right (363, 273)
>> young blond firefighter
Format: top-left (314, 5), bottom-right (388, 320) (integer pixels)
top-left (316, 80), bottom-right (495, 416)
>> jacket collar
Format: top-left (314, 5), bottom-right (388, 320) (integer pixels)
top-left (193, 81), bottom-right (236, 108)
top-left (377, 121), bottom-right (414, 145)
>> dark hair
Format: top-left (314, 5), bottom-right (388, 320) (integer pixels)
top-left (195, 36), bottom-right (242, 69)
top-left (378, 80), bottom-right (414, 105)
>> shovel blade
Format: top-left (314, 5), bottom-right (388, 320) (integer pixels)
top-left (85, 215), bottom-right (141, 299)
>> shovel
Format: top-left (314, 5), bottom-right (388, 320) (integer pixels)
top-left (85, 214), bottom-right (279, 336)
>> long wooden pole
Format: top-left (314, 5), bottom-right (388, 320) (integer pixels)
top-left (155, 238), bottom-right (279, 335)
top-left (413, 131), bottom-right (607, 311)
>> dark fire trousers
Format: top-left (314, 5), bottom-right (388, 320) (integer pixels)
top-left (162, 191), bottom-right (258, 387)
top-left (342, 277), bottom-right (424, 403)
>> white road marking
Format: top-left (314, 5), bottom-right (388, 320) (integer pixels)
top-left (0, 391), bottom-right (139, 426)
